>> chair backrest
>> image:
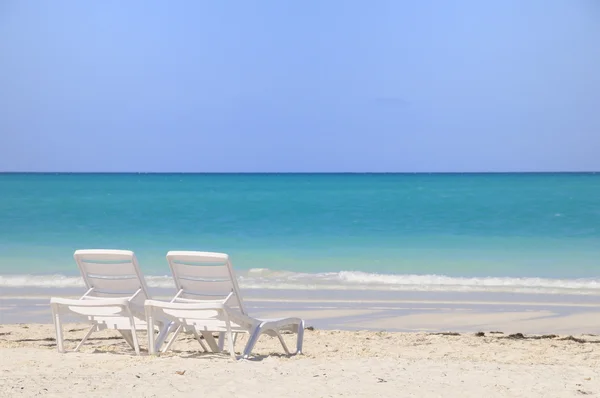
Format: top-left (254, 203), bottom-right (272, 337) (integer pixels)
top-left (166, 251), bottom-right (246, 314)
top-left (74, 249), bottom-right (150, 300)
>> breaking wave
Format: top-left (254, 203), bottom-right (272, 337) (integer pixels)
top-left (2, 269), bottom-right (600, 295)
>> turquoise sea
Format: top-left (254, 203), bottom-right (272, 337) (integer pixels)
top-left (1, 173), bottom-right (599, 295)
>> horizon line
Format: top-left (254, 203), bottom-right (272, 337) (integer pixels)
top-left (0, 171), bottom-right (598, 175)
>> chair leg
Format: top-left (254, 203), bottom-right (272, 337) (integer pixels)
top-left (161, 325), bottom-right (182, 353)
top-left (200, 331), bottom-right (220, 352)
top-left (224, 315), bottom-right (236, 360)
top-left (118, 330), bottom-right (136, 350)
top-left (128, 316), bottom-right (140, 356)
top-left (147, 311), bottom-right (156, 355)
top-left (153, 321), bottom-right (173, 353)
top-left (192, 329), bottom-right (209, 352)
top-left (218, 332), bottom-right (225, 351)
top-left (51, 304), bottom-right (65, 353)
top-left (274, 330), bottom-right (291, 355)
top-left (242, 324), bottom-right (262, 359)
top-left (74, 325), bottom-right (96, 352)
top-left (296, 319), bottom-right (305, 354)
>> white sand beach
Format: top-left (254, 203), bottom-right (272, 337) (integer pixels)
top-left (3, 288), bottom-right (600, 397)
top-left (1, 313), bottom-right (600, 397)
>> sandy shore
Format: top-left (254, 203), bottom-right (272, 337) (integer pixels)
top-left (2, 289), bottom-right (600, 396)
top-left (1, 323), bottom-right (600, 397)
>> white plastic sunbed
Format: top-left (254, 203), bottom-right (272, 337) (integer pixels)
top-left (144, 251), bottom-right (305, 360)
top-left (50, 249), bottom-right (168, 355)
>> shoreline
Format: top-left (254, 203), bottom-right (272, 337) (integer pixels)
top-left (3, 288), bottom-right (600, 334)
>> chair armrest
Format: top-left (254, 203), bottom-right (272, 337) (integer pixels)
top-left (144, 299), bottom-right (226, 311)
top-left (50, 297), bottom-right (130, 307)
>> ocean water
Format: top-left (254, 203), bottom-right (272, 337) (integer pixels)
top-left (1, 173), bottom-right (599, 295)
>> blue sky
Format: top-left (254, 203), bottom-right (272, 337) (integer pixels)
top-left (1, 0), bottom-right (599, 172)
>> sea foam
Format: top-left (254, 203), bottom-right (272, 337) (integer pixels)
top-left (2, 270), bottom-right (600, 295)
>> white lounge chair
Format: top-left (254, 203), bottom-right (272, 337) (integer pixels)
top-left (50, 249), bottom-right (168, 355)
top-left (144, 251), bottom-right (305, 360)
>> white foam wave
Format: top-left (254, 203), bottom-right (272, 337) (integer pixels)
top-left (0, 275), bottom-right (176, 289)
top-left (337, 271), bottom-right (600, 290)
top-left (2, 271), bottom-right (600, 295)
